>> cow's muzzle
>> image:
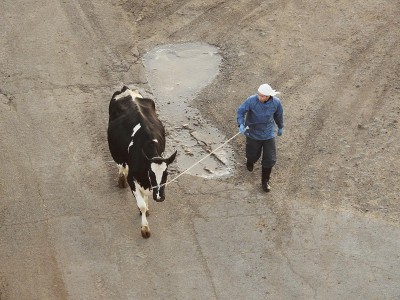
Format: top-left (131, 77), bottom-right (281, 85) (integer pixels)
top-left (153, 187), bottom-right (165, 202)
top-left (155, 196), bottom-right (165, 202)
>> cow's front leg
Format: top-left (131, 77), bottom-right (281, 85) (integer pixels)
top-left (138, 193), bottom-right (149, 217)
top-left (133, 191), bottom-right (150, 238)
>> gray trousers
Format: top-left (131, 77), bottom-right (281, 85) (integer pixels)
top-left (246, 137), bottom-right (276, 168)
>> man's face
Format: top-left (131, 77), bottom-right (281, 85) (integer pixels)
top-left (258, 93), bottom-right (271, 102)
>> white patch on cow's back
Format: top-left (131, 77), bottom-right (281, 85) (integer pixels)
top-left (132, 123), bottom-right (141, 137)
top-left (128, 123), bottom-right (142, 152)
top-left (128, 141), bottom-right (133, 152)
top-left (129, 89), bottom-right (143, 100)
top-left (115, 89), bottom-right (143, 101)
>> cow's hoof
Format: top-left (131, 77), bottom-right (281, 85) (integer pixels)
top-left (118, 175), bottom-right (128, 188)
top-left (141, 227), bottom-right (151, 238)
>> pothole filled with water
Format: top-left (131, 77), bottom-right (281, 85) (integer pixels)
top-left (143, 43), bottom-right (234, 178)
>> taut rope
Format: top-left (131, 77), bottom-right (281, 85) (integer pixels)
top-left (161, 128), bottom-right (246, 188)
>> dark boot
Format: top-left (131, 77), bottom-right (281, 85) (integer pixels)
top-left (261, 167), bottom-right (272, 192)
top-left (246, 160), bottom-right (254, 172)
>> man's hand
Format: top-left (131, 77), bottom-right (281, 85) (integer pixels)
top-left (277, 128), bottom-right (283, 136)
top-left (239, 124), bottom-right (247, 134)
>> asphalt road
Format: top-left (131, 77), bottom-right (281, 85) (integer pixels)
top-left (1, 0), bottom-right (400, 299)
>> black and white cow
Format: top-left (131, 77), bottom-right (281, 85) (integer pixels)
top-left (107, 86), bottom-right (177, 238)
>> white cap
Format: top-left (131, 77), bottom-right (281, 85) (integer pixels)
top-left (258, 84), bottom-right (280, 96)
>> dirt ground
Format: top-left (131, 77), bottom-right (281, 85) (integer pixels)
top-left (1, 0), bottom-right (399, 299)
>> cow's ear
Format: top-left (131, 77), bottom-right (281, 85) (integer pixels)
top-left (165, 150), bottom-right (177, 165)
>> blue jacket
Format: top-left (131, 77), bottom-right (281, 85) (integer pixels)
top-left (237, 95), bottom-right (284, 140)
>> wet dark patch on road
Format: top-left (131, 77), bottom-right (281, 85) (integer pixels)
top-left (143, 43), bottom-right (235, 178)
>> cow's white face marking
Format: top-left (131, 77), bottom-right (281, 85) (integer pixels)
top-left (151, 162), bottom-right (167, 185)
top-left (153, 139), bottom-right (158, 143)
top-left (115, 89), bottom-right (143, 101)
top-left (128, 123), bottom-right (142, 152)
top-left (150, 162), bottom-right (167, 200)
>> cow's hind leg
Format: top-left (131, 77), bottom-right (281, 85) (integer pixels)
top-left (134, 191), bottom-right (150, 238)
top-left (117, 163), bottom-right (129, 188)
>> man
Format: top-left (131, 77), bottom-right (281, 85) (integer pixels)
top-left (237, 83), bottom-right (284, 192)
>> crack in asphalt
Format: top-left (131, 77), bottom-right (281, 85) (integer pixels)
top-left (0, 89), bottom-right (17, 112)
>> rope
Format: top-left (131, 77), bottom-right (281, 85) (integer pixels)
top-left (107, 128), bottom-right (247, 189)
top-left (161, 128), bottom-right (246, 188)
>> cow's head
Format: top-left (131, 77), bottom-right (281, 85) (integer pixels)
top-left (145, 150), bottom-right (177, 202)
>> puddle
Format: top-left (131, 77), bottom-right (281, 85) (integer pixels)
top-left (143, 43), bottom-right (234, 178)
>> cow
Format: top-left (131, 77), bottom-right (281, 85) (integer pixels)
top-left (107, 86), bottom-right (177, 238)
